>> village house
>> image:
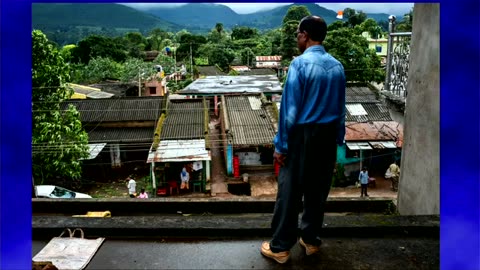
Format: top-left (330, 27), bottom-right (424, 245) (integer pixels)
top-left (339, 83), bottom-right (403, 180)
top-left (147, 98), bottom-right (211, 196)
top-left (62, 96), bottom-right (166, 179)
top-left (255, 56), bottom-right (282, 69)
top-left (218, 94), bottom-right (278, 178)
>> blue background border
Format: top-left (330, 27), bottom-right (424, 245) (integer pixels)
top-left (1, 1), bottom-right (479, 269)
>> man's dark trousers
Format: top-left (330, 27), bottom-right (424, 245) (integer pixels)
top-left (270, 123), bottom-right (337, 252)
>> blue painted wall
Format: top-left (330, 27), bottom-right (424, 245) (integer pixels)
top-left (226, 144), bottom-right (233, 175)
top-left (337, 145), bottom-right (361, 165)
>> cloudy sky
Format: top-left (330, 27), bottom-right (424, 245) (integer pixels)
top-left (121, 3), bottom-right (414, 15)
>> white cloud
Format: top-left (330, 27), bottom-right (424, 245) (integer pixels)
top-left (120, 3), bottom-right (414, 15)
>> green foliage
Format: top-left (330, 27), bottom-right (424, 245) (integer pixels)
top-left (282, 5), bottom-right (311, 25)
top-left (176, 34), bottom-right (208, 61)
top-left (153, 54), bottom-right (176, 74)
top-left (280, 6), bottom-right (311, 62)
top-left (70, 35), bottom-right (128, 64)
top-left (324, 28), bottom-right (384, 83)
top-left (32, 30), bottom-right (89, 184)
top-left (208, 48), bottom-right (236, 71)
top-left (359, 18), bottom-right (383, 39)
top-left (195, 57), bottom-right (209, 65)
top-left (344, 8), bottom-right (367, 28)
top-left (281, 21), bottom-right (301, 62)
top-left (231, 26), bottom-right (258, 40)
top-left (228, 69), bottom-right (239, 76)
top-left (121, 58), bottom-right (156, 83)
top-left (396, 9), bottom-right (413, 32)
top-left (73, 57), bottom-right (124, 84)
top-left (240, 48), bottom-right (255, 66)
top-left (331, 163), bottom-right (347, 187)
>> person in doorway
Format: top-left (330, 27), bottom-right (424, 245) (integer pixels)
top-left (359, 167), bottom-right (370, 197)
top-left (126, 176), bottom-right (136, 198)
top-left (180, 167), bottom-right (190, 190)
top-left (389, 161), bottom-right (401, 191)
top-left (260, 16), bottom-right (346, 264)
top-left (137, 188), bottom-right (148, 199)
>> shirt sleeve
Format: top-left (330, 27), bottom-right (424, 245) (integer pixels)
top-left (274, 60), bottom-right (303, 154)
top-left (336, 68), bottom-right (347, 146)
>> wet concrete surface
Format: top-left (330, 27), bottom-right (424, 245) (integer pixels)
top-left (32, 236), bottom-right (439, 269)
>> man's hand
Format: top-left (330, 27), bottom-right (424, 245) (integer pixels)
top-left (273, 151), bottom-right (287, 167)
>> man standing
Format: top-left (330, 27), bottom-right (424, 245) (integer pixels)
top-left (260, 16), bottom-right (346, 264)
top-left (127, 176), bottom-right (136, 198)
top-left (389, 161), bottom-right (401, 191)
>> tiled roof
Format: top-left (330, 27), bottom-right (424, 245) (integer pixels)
top-left (160, 100), bottom-right (206, 140)
top-left (87, 127), bottom-right (155, 143)
top-left (346, 103), bottom-right (392, 122)
top-left (62, 96), bottom-right (165, 122)
top-left (346, 121), bottom-right (403, 147)
top-left (225, 95), bottom-right (276, 146)
top-left (255, 56), bottom-right (282, 62)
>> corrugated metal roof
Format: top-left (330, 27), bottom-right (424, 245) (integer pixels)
top-left (179, 75), bottom-right (282, 95)
top-left (346, 103), bottom-right (392, 122)
top-left (346, 85), bottom-right (378, 103)
top-left (160, 100), bottom-right (206, 140)
top-left (255, 56), bottom-right (282, 62)
top-left (87, 127), bottom-right (155, 143)
top-left (147, 139), bottom-right (210, 163)
top-left (225, 95), bottom-right (276, 146)
top-left (62, 96), bottom-right (164, 122)
top-left (346, 121), bottom-right (403, 147)
top-left (80, 143), bottom-right (107, 160)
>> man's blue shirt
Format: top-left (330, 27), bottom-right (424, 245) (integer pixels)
top-left (274, 45), bottom-right (346, 154)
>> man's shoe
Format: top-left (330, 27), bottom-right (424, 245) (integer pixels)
top-left (260, 241), bottom-right (290, 264)
top-left (299, 238), bottom-right (321, 256)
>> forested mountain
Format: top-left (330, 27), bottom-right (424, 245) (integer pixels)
top-left (140, 3), bottom-right (393, 31)
top-left (32, 3), bottom-right (397, 45)
top-left (143, 3), bottom-right (242, 30)
top-left (32, 3), bottom-right (184, 45)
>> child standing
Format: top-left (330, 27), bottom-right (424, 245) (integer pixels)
top-left (359, 167), bottom-right (369, 197)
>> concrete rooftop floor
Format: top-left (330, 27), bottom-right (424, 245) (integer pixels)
top-left (33, 236), bottom-right (439, 270)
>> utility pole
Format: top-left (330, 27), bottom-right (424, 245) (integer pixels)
top-left (138, 70), bottom-right (142, 97)
top-left (174, 46), bottom-right (177, 83)
top-left (190, 42), bottom-right (193, 78)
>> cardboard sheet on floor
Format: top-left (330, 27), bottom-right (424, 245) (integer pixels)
top-left (32, 228), bottom-right (105, 270)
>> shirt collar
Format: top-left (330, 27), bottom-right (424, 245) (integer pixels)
top-left (303, 45), bottom-right (326, 54)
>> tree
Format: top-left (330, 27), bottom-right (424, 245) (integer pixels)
top-left (215, 23), bottom-right (224, 34)
top-left (281, 5), bottom-right (311, 62)
top-left (323, 28), bottom-right (384, 83)
top-left (208, 47), bottom-right (236, 71)
top-left (328, 21), bottom-right (347, 31)
top-left (73, 57), bottom-right (124, 84)
top-left (396, 9), bottom-right (413, 32)
top-left (32, 30), bottom-right (89, 185)
top-left (70, 35), bottom-right (128, 64)
top-left (344, 8), bottom-right (367, 28)
top-left (231, 26), bottom-right (258, 40)
top-left (240, 48), bottom-right (255, 66)
top-left (282, 5), bottom-right (311, 25)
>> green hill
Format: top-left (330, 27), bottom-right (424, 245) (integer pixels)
top-left (32, 3), bottom-right (398, 46)
top-left (144, 3), bottom-right (241, 30)
top-left (32, 3), bottom-right (183, 45)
